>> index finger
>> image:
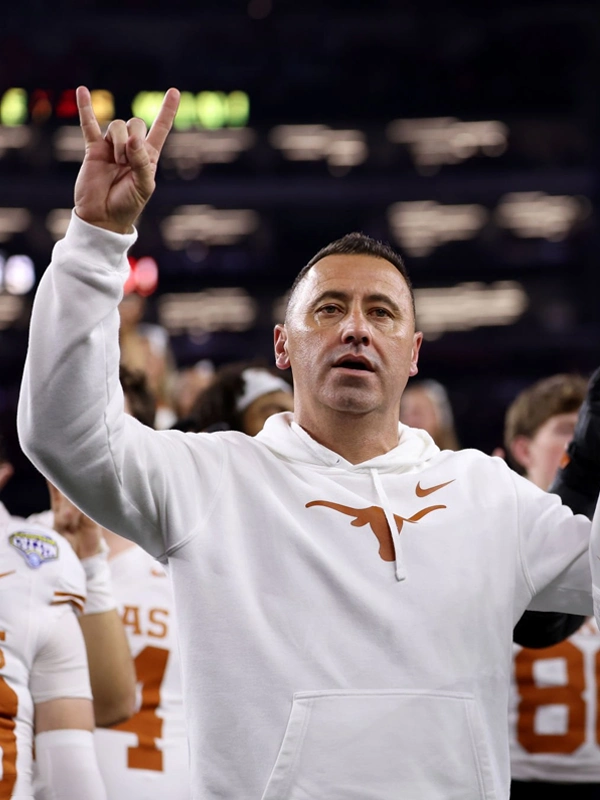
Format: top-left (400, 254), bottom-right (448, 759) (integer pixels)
top-left (76, 86), bottom-right (103, 143)
top-left (146, 88), bottom-right (181, 154)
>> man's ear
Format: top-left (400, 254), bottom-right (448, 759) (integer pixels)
top-left (409, 331), bottom-right (423, 377)
top-left (508, 435), bottom-right (532, 471)
top-left (274, 324), bottom-right (290, 370)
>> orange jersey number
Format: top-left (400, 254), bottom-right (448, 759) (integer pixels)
top-left (515, 640), bottom-right (587, 754)
top-left (0, 633), bottom-right (18, 798)
top-left (113, 645), bottom-right (169, 771)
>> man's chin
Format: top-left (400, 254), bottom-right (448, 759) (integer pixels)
top-left (321, 389), bottom-right (379, 415)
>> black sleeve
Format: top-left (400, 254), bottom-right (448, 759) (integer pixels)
top-left (513, 367), bottom-right (600, 648)
top-left (513, 610), bottom-right (586, 648)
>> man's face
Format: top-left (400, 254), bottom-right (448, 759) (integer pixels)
top-left (274, 254), bottom-right (422, 421)
top-left (520, 411), bottom-right (580, 490)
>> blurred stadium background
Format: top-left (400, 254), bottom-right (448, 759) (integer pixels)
top-left (1, 0), bottom-right (600, 511)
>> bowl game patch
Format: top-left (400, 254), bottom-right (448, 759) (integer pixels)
top-left (9, 531), bottom-right (59, 568)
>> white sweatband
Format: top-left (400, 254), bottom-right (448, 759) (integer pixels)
top-left (236, 368), bottom-right (292, 412)
top-left (34, 729), bottom-right (107, 800)
top-left (80, 539), bottom-right (116, 615)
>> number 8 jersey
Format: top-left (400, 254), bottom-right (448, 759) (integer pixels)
top-left (93, 541), bottom-right (190, 799)
top-left (509, 618), bottom-right (600, 782)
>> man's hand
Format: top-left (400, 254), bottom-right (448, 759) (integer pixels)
top-left (74, 85), bottom-right (180, 234)
top-left (48, 481), bottom-right (106, 558)
top-left (56, 507), bottom-right (106, 560)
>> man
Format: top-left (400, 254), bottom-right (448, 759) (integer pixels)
top-left (504, 374), bottom-right (600, 797)
top-left (16, 87), bottom-right (600, 799)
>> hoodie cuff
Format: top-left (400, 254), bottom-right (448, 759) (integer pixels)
top-left (58, 210), bottom-right (138, 275)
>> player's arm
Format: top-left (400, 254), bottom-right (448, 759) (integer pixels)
top-left (48, 483), bottom-right (136, 726)
top-left (79, 610), bottom-right (135, 727)
top-left (16, 88), bottom-right (191, 557)
top-left (32, 606), bottom-right (107, 800)
top-left (78, 548), bottom-right (136, 727)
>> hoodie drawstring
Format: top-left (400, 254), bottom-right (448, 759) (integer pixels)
top-left (370, 468), bottom-right (406, 582)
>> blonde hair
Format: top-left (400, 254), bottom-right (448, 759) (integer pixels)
top-left (504, 373), bottom-right (587, 475)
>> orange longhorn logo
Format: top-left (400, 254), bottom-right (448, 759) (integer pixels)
top-left (305, 501), bottom-right (446, 561)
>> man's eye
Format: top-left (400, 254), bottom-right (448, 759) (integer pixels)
top-left (373, 308), bottom-right (392, 318)
top-left (319, 305), bottom-right (340, 314)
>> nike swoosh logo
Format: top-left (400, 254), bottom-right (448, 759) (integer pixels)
top-left (415, 479), bottom-right (455, 497)
top-left (0, 570), bottom-right (16, 580)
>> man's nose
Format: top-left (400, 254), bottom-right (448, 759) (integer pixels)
top-left (341, 308), bottom-right (371, 345)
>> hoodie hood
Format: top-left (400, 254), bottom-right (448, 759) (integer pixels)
top-left (256, 412), bottom-right (441, 582)
top-left (256, 411), bottom-right (440, 473)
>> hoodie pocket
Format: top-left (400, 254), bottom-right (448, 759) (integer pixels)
top-left (260, 690), bottom-right (497, 800)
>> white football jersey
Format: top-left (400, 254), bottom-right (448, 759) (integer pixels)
top-left (0, 503), bottom-right (89, 798)
top-left (94, 544), bottom-right (190, 799)
top-left (509, 617), bottom-right (600, 782)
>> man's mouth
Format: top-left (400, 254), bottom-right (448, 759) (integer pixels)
top-left (333, 357), bottom-right (374, 372)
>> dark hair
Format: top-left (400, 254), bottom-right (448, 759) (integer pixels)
top-left (287, 232), bottom-right (415, 320)
top-left (187, 359), bottom-right (289, 434)
top-left (120, 364), bottom-right (157, 428)
top-left (504, 373), bottom-right (587, 475)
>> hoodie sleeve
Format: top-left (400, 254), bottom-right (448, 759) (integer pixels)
top-left (513, 470), bottom-right (593, 616)
top-left (17, 213), bottom-right (225, 559)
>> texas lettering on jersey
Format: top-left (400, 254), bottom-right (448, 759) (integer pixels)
top-left (306, 479), bottom-right (453, 561)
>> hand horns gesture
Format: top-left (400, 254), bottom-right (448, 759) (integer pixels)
top-left (74, 86), bottom-right (180, 234)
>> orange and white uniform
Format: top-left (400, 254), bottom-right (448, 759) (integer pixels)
top-left (94, 544), bottom-right (190, 799)
top-left (0, 502), bottom-right (90, 798)
top-left (509, 618), bottom-right (600, 782)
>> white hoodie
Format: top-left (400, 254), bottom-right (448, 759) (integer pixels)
top-left (17, 214), bottom-right (597, 800)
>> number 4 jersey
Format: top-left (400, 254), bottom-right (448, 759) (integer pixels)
top-left (93, 543), bottom-right (190, 799)
top-left (509, 617), bottom-right (600, 782)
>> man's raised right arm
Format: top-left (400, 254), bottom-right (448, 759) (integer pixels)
top-left (17, 87), bottom-right (190, 556)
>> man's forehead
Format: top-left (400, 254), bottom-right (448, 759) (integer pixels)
top-left (301, 253), bottom-right (411, 299)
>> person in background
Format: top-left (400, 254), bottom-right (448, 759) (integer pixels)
top-left (170, 361), bottom-right (215, 422)
top-left (504, 373), bottom-right (600, 798)
top-left (184, 359), bottom-right (293, 435)
top-left (0, 440), bottom-right (109, 798)
top-left (118, 288), bottom-right (176, 430)
top-left (505, 374), bottom-right (588, 493)
top-left (2, 434), bottom-right (135, 729)
top-left (400, 378), bottom-right (460, 450)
